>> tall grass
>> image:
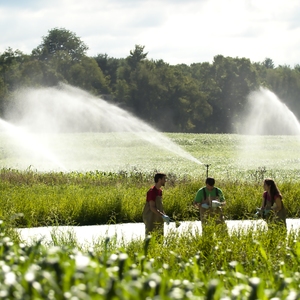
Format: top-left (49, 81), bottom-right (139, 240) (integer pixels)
top-left (1, 167), bottom-right (300, 227)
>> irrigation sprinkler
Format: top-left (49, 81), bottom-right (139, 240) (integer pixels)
top-left (204, 164), bottom-right (211, 178)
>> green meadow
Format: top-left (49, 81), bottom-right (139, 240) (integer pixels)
top-left (2, 132), bottom-right (300, 179)
top-left (1, 133), bottom-right (300, 298)
top-left (1, 133), bottom-right (300, 227)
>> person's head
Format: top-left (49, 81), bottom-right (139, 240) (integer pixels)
top-left (154, 173), bottom-right (167, 186)
top-left (264, 178), bottom-right (281, 198)
top-left (205, 177), bottom-right (215, 191)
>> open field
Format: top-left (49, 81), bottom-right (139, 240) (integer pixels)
top-left (1, 133), bottom-right (300, 227)
top-left (1, 133), bottom-right (300, 298)
top-left (1, 132), bottom-right (300, 181)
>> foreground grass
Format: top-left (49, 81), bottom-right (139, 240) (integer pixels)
top-left (1, 220), bottom-right (300, 299)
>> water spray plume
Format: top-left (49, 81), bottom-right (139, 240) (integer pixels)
top-left (1, 84), bottom-right (202, 171)
top-left (240, 87), bottom-right (300, 135)
top-left (0, 119), bottom-right (67, 171)
top-left (237, 87), bottom-right (300, 169)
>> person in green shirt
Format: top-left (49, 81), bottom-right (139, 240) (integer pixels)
top-left (193, 177), bottom-right (226, 234)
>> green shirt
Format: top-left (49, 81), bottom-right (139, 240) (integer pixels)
top-left (194, 187), bottom-right (225, 203)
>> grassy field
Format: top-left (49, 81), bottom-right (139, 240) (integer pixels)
top-left (1, 133), bottom-right (300, 298)
top-left (1, 133), bottom-right (300, 227)
top-left (1, 132), bottom-right (300, 180)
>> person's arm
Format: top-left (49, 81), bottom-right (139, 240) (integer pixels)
top-left (193, 189), bottom-right (203, 208)
top-left (272, 195), bottom-right (282, 212)
top-left (217, 188), bottom-right (226, 205)
top-left (261, 193), bottom-right (266, 209)
top-left (149, 200), bottom-right (165, 217)
top-left (149, 200), bottom-right (170, 223)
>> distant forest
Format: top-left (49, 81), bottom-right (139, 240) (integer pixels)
top-left (1, 27), bottom-right (300, 133)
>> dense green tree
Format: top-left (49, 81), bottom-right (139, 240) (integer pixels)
top-left (205, 55), bottom-right (259, 133)
top-left (266, 65), bottom-right (300, 119)
top-left (294, 64), bottom-right (300, 72)
top-left (127, 45), bottom-right (148, 69)
top-left (263, 57), bottom-right (275, 69)
top-left (114, 78), bottom-right (131, 105)
top-left (1, 28), bottom-right (300, 133)
top-left (32, 28), bottom-right (88, 61)
top-left (190, 62), bottom-right (218, 132)
top-left (160, 64), bottom-right (211, 132)
top-left (93, 54), bottom-right (121, 89)
top-left (68, 56), bottom-right (111, 95)
top-left (0, 77), bottom-right (7, 114)
top-left (31, 28), bottom-right (109, 94)
top-left (0, 48), bottom-right (25, 90)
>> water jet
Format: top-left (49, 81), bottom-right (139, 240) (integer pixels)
top-left (237, 87), bottom-right (300, 171)
top-left (240, 87), bottom-right (300, 135)
top-left (0, 84), bottom-right (203, 172)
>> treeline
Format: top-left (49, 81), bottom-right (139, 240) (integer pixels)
top-left (1, 27), bottom-right (300, 133)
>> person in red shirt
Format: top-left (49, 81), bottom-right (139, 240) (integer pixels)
top-left (142, 173), bottom-right (170, 236)
top-left (261, 178), bottom-right (286, 228)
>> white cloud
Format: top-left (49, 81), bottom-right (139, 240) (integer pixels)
top-left (1, 0), bottom-right (300, 66)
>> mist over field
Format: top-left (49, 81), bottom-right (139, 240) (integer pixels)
top-left (0, 84), bottom-right (300, 181)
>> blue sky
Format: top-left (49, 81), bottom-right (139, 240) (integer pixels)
top-left (1, 0), bottom-right (300, 67)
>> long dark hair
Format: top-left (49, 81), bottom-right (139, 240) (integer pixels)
top-left (264, 178), bottom-right (282, 202)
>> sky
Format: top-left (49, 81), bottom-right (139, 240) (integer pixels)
top-left (1, 0), bottom-right (300, 67)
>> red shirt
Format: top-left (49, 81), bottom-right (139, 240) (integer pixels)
top-left (146, 186), bottom-right (162, 202)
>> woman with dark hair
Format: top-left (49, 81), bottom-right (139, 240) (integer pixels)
top-left (261, 178), bottom-right (286, 227)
